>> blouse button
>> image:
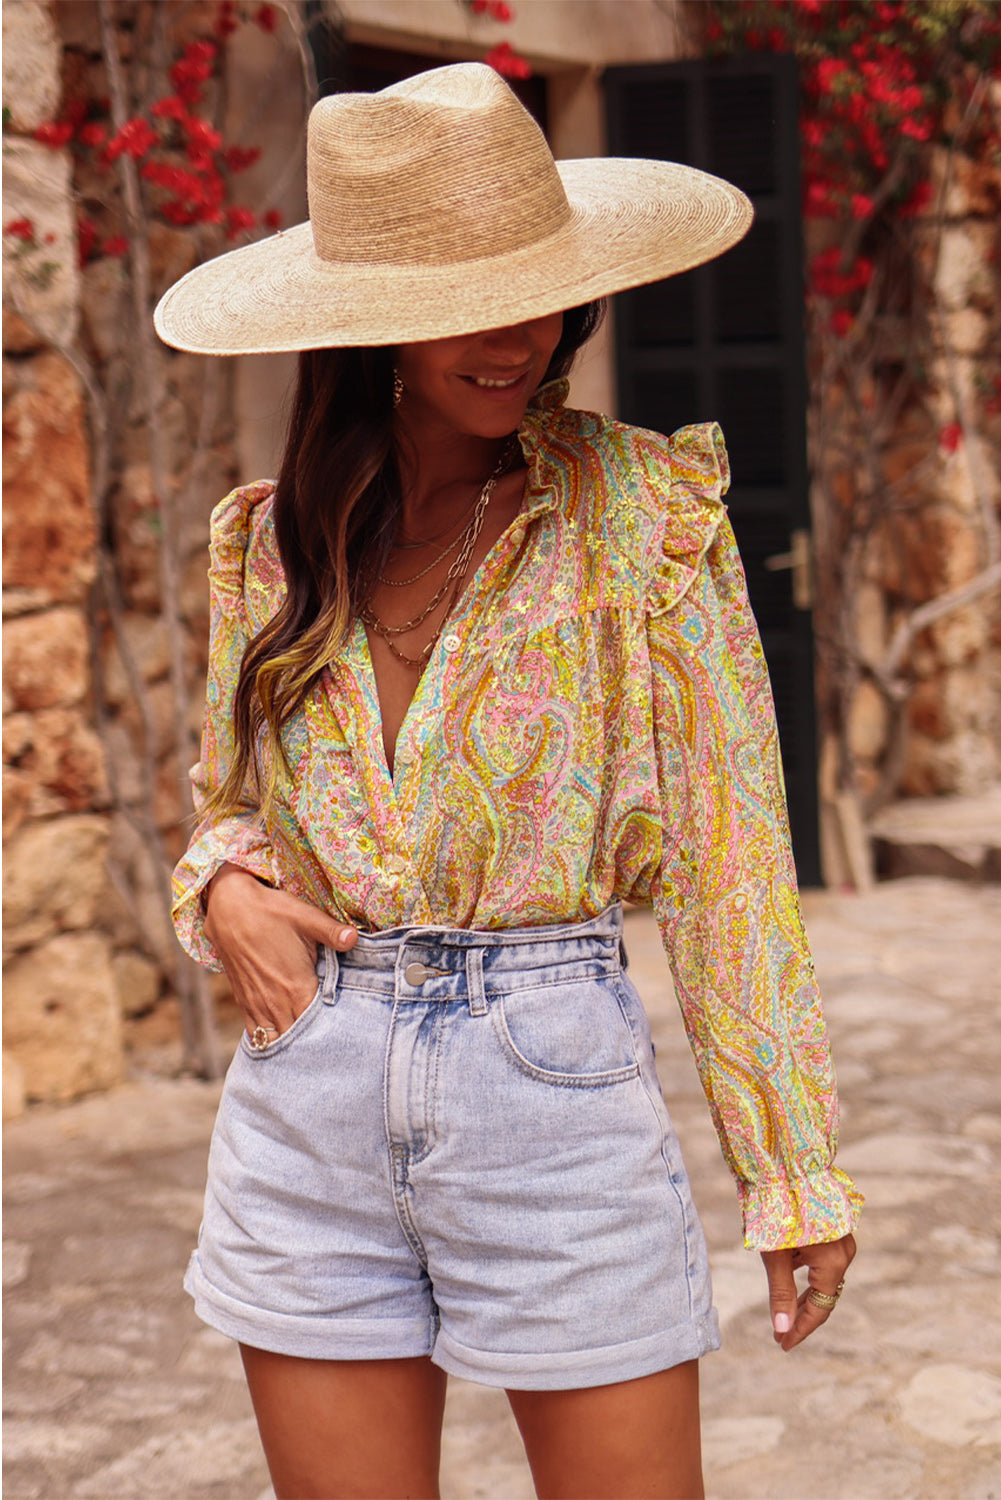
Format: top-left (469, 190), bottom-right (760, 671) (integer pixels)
top-left (385, 853), bottom-right (408, 876)
top-left (442, 633), bottom-right (461, 654)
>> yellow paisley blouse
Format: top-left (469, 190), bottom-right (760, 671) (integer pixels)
top-left (173, 379), bottom-right (862, 1252)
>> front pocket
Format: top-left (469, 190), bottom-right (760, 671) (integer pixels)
top-left (492, 976), bottom-right (640, 1088)
top-left (239, 982), bottom-right (324, 1060)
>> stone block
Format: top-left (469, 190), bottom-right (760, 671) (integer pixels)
top-left (112, 950), bottom-right (162, 1018)
top-left (3, 707), bottom-right (109, 818)
top-left (2, 305), bottom-right (45, 354)
top-left (1, 0), bottom-right (60, 132)
top-left (1, 138), bottom-right (79, 346)
top-left (3, 1047), bottom-right (26, 1121)
top-left (2, 813), bottom-right (111, 954)
top-left (107, 812), bottom-right (177, 964)
top-left (2, 607), bottom-right (90, 712)
top-left (2, 931), bottom-right (124, 1102)
top-left (2, 352), bottom-right (95, 605)
top-left (99, 614), bottom-right (172, 707)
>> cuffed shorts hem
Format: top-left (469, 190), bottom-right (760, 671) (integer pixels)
top-left (183, 1253), bottom-right (434, 1361)
top-left (432, 1313), bottom-right (722, 1391)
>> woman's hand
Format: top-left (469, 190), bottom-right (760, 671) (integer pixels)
top-left (760, 1233), bottom-right (857, 1351)
top-left (203, 863), bottom-right (357, 1041)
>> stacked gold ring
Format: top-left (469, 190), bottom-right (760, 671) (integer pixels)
top-left (806, 1279), bottom-right (846, 1312)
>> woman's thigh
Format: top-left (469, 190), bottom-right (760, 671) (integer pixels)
top-left (240, 1347), bottom-right (447, 1500)
top-left (507, 1361), bottom-right (704, 1500)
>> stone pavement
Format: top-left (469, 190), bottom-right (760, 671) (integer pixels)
top-left (4, 875), bottom-right (1001, 1500)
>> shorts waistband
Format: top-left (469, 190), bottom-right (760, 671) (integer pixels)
top-left (317, 904), bottom-right (625, 1013)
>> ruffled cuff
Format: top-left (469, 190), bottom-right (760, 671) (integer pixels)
top-left (172, 836), bottom-right (276, 971)
top-left (646, 421), bottom-right (730, 614)
top-left (737, 1167), bottom-right (864, 1252)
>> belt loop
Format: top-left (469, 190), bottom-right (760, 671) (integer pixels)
top-left (465, 948), bottom-right (488, 1016)
top-left (320, 944), bottom-right (340, 1002)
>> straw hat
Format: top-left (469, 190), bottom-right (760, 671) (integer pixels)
top-left (154, 62), bottom-right (752, 355)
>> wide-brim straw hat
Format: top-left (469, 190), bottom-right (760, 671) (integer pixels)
top-left (154, 62), bottom-right (752, 355)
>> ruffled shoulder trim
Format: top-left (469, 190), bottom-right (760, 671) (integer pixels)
top-left (208, 480), bottom-right (282, 629)
top-left (647, 421), bottom-right (730, 616)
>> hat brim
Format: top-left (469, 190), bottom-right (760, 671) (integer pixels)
top-left (154, 159), bottom-right (752, 355)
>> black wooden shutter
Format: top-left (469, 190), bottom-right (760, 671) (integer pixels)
top-left (605, 54), bottom-right (821, 885)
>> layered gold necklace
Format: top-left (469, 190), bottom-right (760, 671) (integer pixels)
top-left (361, 441), bottom-right (513, 672)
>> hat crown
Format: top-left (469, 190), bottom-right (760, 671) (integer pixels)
top-left (307, 63), bottom-right (571, 267)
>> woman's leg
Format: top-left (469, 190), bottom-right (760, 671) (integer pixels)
top-left (240, 1347), bottom-right (447, 1500)
top-left (507, 1361), bottom-right (704, 1500)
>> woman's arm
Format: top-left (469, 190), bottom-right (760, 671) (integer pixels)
top-left (173, 486), bottom-right (356, 1029)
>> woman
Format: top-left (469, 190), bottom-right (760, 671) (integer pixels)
top-left (157, 63), bottom-right (861, 1500)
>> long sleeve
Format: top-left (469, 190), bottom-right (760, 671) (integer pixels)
top-left (647, 423), bottom-right (862, 1250)
top-left (172, 482), bottom-right (280, 970)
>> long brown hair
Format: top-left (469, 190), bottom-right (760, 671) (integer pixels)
top-left (210, 301), bottom-right (605, 816)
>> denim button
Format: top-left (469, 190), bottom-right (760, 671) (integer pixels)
top-left (404, 961), bottom-right (431, 985)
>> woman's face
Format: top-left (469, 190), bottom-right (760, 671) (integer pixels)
top-left (394, 313), bottom-right (563, 442)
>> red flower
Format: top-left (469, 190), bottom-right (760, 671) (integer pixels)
top-left (850, 192), bottom-right (874, 219)
top-left (225, 205), bottom-right (256, 238)
top-left (483, 41), bottom-right (531, 79)
top-left (899, 179), bottom-right (932, 217)
top-left (34, 120), bottom-right (74, 148)
top-left (101, 235), bottom-right (129, 257)
top-left (255, 3), bottom-right (278, 32)
top-left (214, 0), bottom-right (239, 38)
top-left (106, 117), bottom-right (157, 161)
top-left (4, 218), bottom-right (35, 241)
top-left (489, 0), bottom-right (514, 19)
top-left (184, 118), bottom-right (223, 152)
top-left (938, 421), bottom-right (962, 454)
top-left (831, 309), bottom-right (854, 338)
top-left (78, 122), bottom-right (107, 147)
top-left (223, 145), bottom-right (261, 172)
top-left (169, 40), bottom-right (218, 104)
top-left (262, 208), bottom-right (282, 230)
top-left (151, 95), bottom-right (189, 122)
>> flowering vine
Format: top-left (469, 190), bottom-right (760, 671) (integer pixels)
top-left (4, 2), bottom-right (282, 278)
top-left (704, 0), bottom-right (1001, 813)
top-left (464, 0), bottom-right (532, 79)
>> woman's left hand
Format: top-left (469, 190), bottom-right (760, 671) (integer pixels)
top-left (760, 1233), bottom-right (857, 1351)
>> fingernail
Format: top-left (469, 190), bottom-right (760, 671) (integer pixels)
top-left (773, 1312), bottom-right (792, 1334)
top-left (339, 927), bottom-right (354, 943)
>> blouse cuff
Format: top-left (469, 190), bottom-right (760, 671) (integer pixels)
top-left (172, 843), bottom-right (276, 971)
top-left (737, 1167), bottom-right (864, 1252)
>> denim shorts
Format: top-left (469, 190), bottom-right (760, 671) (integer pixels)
top-left (184, 905), bottom-right (720, 1390)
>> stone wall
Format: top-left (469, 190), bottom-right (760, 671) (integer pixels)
top-left (2, 0), bottom-right (242, 1115)
top-left (824, 134), bottom-right (1001, 810)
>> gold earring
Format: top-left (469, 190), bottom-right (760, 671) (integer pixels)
top-left (393, 369), bottom-right (404, 407)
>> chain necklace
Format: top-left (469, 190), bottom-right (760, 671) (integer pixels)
top-left (377, 514), bottom-right (471, 587)
top-left (391, 488), bottom-right (481, 552)
top-left (361, 441), bottom-right (513, 671)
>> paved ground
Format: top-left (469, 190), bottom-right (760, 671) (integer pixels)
top-left (4, 875), bottom-right (1001, 1500)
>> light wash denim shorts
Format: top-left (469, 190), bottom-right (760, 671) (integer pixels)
top-left (184, 905), bottom-right (720, 1390)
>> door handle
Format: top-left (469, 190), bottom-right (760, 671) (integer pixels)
top-left (764, 528), bottom-right (813, 610)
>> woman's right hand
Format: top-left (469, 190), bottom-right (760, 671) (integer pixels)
top-left (203, 863), bottom-right (357, 1041)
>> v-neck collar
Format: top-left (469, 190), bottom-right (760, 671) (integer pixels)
top-left (337, 379), bottom-right (572, 792)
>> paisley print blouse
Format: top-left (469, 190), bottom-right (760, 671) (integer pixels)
top-left (173, 379), bottom-right (862, 1252)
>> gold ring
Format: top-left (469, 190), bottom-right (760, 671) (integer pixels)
top-left (249, 1025), bottom-right (279, 1050)
top-left (806, 1279), bottom-right (846, 1312)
